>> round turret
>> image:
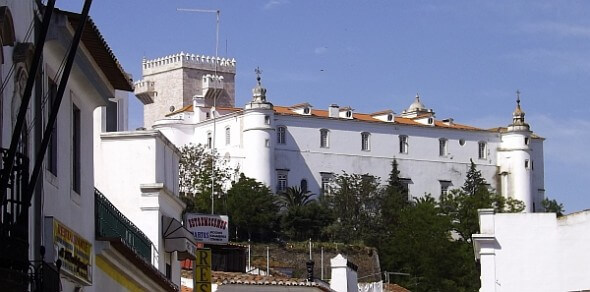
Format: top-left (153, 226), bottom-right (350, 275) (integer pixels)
top-left (242, 69), bottom-right (275, 189)
top-left (499, 91), bottom-right (533, 212)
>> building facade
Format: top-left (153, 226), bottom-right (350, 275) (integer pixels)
top-left (474, 209), bottom-right (590, 292)
top-left (137, 52), bottom-right (545, 212)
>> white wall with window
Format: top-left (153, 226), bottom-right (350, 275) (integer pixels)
top-left (277, 126), bottom-right (286, 144)
top-left (399, 135), bottom-right (408, 154)
top-left (151, 80), bottom-right (542, 209)
top-left (320, 128), bottom-right (329, 148)
top-left (439, 138), bottom-right (447, 157)
top-left (277, 170), bottom-right (288, 193)
top-left (361, 132), bottom-right (370, 151)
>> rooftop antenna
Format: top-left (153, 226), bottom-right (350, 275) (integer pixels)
top-left (177, 7), bottom-right (220, 215)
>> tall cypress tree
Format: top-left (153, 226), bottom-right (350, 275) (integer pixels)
top-left (462, 159), bottom-right (487, 196)
top-left (382, 159), bottom-right (409, 227)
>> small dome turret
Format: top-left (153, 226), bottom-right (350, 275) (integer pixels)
top-left (408, 93), bottom-right (426, 112)
top-left (509, 90), bottom-right (530, 130)
top-left (252, 67), bottom-right (267, 103)
top-left (400, 93), bottom-right (434, 118)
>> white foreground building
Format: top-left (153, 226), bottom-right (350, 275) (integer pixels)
top-left (473, 209), bottom-right (590, 292)
top-left (135, 52), bottom-right (545, 211)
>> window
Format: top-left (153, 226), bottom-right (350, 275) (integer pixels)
top-left (400, 178), bottom-right (412, 199)
top-left (427, 117), bottom-right (433, 124)
top-left (346, 111), bottom-right (352, 118)
top-left (440, 180), bottom-right (452, 197)
top-left (478, 141), bottom-right (487, 159)
top-left (264, 115), bottom-right (271, 125)
top-left (303, 107), bottom-right (310, 114)
top-left (320, 173), bottom-right (334, 196)
top-left (439, 138), bottom-right (447, 157)
top-left (265, 139), bottom-right (270, 147)
top-left (300, 179), bottom-right (308, 193)
top-left (399, 135), bottom-right (408, 154)
top-left (525, 159), bottom-right (530, 169)
top-left (47, 78), bottom-right (58, 175)
top-left (225, 127), bottom-right (231, 145)
top-left (207, 132), bottom-right (212, 148)
top-left (277, 126), bottom-right (286, 144)
top-left (361, 132), bottom-right (370, 151)
top-left (72, 104), bottom-right (81, 194)
top-left (459, 139), bottom-right (465, 146)
top-left (277, 171), bottom-right (288, 193)
top-left (106, 100), bottom-right (118, 132)
top-left (387, 114), bottom-right (393, 122)
top-left (524, 137), bottom-right (529, 145)
top-left (320, 129), bottom-right (329, 148)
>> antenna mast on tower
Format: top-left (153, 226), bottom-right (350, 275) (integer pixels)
top-left (177, 8), bottom-right (221, 215)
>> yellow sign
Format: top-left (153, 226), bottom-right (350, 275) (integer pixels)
top-left (194, 248), bottom-right (212, 292)
top-left (53, 219), bottom-right (92, 284)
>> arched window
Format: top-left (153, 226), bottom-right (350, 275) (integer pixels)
top-left (225, 127), bottom-right (231, 145)
top-left (320, 129), bottom-right (329, 148)
top-left (207, 132), bottom-right (212, 148)
top-left (361, 132), bottom-right (370, 151)
top-left (277, 126), bottom-right (286, 144)
top-left (300, 179), bottom-right (308, 193)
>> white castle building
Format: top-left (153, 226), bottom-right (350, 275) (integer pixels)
top-left (134, 52), bottom-right (545, 212)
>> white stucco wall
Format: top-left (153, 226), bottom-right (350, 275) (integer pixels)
top-left (474, 209), bottom-right (590, 292)
top-left (94, 130), bottom-right (184, 286)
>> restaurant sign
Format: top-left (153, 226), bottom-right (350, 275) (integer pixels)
top-left (44, 217), bottom-right (92, 285)
top-left (185, 213), bottom-right (229, 244)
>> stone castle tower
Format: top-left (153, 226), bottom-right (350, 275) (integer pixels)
top-left (134, 52), bottom-right (236, 128)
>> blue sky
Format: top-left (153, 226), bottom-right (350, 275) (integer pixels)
top-left (59, 1), bottom-right (590, 213)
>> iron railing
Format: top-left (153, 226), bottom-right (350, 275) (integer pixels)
top-left (0, 147), bottom-right (31, 291)
top-left (95, 188), bottom-right (152, 263)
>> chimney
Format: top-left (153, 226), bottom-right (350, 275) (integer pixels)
top-left (330, 254), bottom-right (358, 292)
top-left (329, 104), bottom-right (339, 118)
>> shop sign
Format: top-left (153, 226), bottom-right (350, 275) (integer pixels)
top-left (45, 217), bottom-right (92, 285)
top-left (194, 248), bottom-right (211, 292)
top-left (185, 213), bottom-right (229, 244)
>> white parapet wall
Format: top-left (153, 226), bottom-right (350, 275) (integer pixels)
top-left (474, 209), bottom-right (590, 292)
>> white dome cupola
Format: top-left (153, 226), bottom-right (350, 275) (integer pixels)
top-left (400, 93), bottom-right (434, 118)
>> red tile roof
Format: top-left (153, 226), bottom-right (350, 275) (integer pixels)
top-left (384, 283), bottom-right (411, 292)
top-left (181, 271), bottom-right (330, 291)
top-left (161, 103), bottom-right (498, 132)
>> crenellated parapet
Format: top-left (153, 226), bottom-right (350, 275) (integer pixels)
top-left (134, 80), bottom-right (156, 104)
top-left (142, 51), bottom-right (236, 75)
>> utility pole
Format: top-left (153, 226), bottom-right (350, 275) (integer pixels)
top-left (177, 8), bottom-right (220, 215)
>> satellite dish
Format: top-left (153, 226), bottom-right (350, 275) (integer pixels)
top-left (169, 106), bottom-right (175, 112)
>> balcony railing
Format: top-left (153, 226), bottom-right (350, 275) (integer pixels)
top-left (95, 189), bottom-right (152, 263)
top-left (0, 147), bottom-right (31, 291)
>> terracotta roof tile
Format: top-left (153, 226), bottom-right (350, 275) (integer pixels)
top-left (159, 103), bottom-right (536, 134)
top-left (181, 271), bottom-right (331, 291)
top-left (384, 283), bottom-right (411, 292)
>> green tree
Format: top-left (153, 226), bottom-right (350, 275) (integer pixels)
top-left (381, 196), bottom-right (479, 292)
top-left (278, 186), bottom-right (313, 209)
top-left (226, 174), bottom-right (279, 241)
top-left (178, 143), bottom-right (237, 214)
top-left (440, 160), bottom-right (525, 242)
top-left (542, 198), bottom-right (565, 217)
top-left (462, 159), bottom-right (487, 196)
top-left (381, 159), bottom-right (410, 228)
top-left (280, 198), bottom-right (335, 241)
top-left (326, 172), bottom-right (382, 243)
